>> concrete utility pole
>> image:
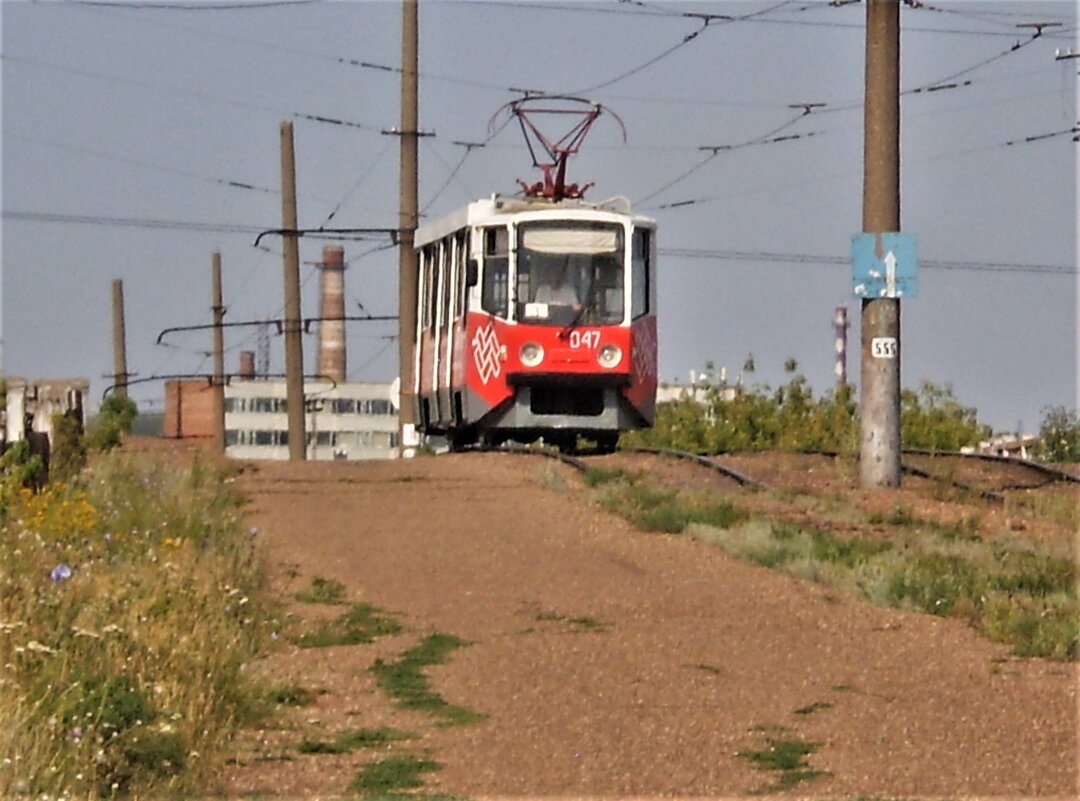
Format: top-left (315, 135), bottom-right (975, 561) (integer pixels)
top-left (1062, 48), bottom-right (1080, 414)
top-left (859, 0), bottom-right (902, 488)
top-left (111, 279), bottom-right (129, 398)
top-left (211, 252), bottom-right (226, 456)
top-left (280, 120), bottom-right (306, 461)
top-left (397, 0), bottom-right (419, 454)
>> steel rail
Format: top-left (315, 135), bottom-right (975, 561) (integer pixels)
top-left (903, 448), bottom-right (1080, 486)
top-left (621, 446), bottom-right (768, 490)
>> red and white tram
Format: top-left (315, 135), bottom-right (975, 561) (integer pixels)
top-left (412, 193), bottom-right (657, 453)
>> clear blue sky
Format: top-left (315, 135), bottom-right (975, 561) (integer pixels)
top-left (2, 0), bottom-right (1076, 433)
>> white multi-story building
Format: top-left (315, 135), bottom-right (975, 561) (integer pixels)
top-left (224, 379), bottom-right (399, 461)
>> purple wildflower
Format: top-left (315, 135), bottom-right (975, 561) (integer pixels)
top-left (50, 564), bottom-right (72, 583)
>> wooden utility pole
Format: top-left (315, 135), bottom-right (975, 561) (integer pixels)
top-left (397, 0), bottom-right (419, 454)
top-left (859, 0), bottom-right (902, 488)
top-left (211, 252), bottom-right (226, 455)
top-left (111, 279), bottom-right (129, 398)
top-left (280, 120), bottom-right (306, 461)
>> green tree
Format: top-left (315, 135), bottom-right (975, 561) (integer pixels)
top-left (1035, 406), bottom-right (1080, 463)
top-left (86, 394), bottom-right (139, 452)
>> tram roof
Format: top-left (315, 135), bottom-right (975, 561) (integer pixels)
top-left (415, 194), bottom-right (654, 247)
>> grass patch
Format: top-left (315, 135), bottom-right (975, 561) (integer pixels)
top-left (350, 753), bottom-right (440, 794)
top-left (295, 576), bottom-right (347, 605)
top-left (598, 475), bottom-right (750, 534)
top-left (298, 726), bottom-right (413, 754)
top-left (586, 469), bottom-right (1077, 660)
top-left (738, 734), bottom-right (828, 792)
top-left (698, 517), bottom-right (1075, 659)
top-left (794, 700), bottom-right (833, 715)
top-left (371, 634), bottom-right (486, 727)
top-left (1004, 488), bottom-right (1080, 528)
top-left (867, 506), bottom-right (919, 526)
top-left (295, 602), bottom-right (403, 649)
top-left (582, 466), bottom-right (634, 488)
top-left (267, 683), bottom-right (318, 706)
top-left (686, 663), bottom-right (725, 675)
top-left (535, 611), bottom-right (611, 632)
top-left (231, 680), bottom-right (320, 726)
top-left (808, 528), bottom-right (894, 567)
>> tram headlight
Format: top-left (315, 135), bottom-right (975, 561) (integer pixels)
top-left (597, 344), bottom-right (622, 369)
top-left (520, 342), bottom-right (544, 367)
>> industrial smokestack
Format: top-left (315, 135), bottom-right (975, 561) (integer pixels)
top-left (833, 305), bottom-right (850, 387)
top-left (239, 350), bottom-right (256, 379)
top-left (318, 245), bottom-right (347, 383)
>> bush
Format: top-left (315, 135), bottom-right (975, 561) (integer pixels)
top-left (625, 369), bottom-right (988, 456)
top-left (901, 381), bottom-right (991, 451)
top-left (49, 412), bottom-right (88, 484)
top-left (0, 440), bottom-right (45, 503)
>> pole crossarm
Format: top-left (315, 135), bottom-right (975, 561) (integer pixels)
top-left (100, 372), bottom-right (340, 401)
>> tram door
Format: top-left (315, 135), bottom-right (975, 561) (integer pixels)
top-left (446, 231), bottom-right (467, 426)
top-left (431, 241), bottom-right (448, 426)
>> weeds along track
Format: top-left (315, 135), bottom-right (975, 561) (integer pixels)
top-left (897, 449), bottom-right (1080, 503)
top-left (461, 444), bottom-right (772, 490)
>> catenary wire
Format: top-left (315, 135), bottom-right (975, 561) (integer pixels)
top-left (567, 1), bottom-right (808, 95)
top-left (661, 247), bottom-right (1074, 275)
top-left (3, 131), bottom-right (278, 196)
top-left (73, 0), bottom-right (324, 10)
top-left (1, 54), bottom-right (384, 133)
top-left (318, 138), bottom-right (394, 229)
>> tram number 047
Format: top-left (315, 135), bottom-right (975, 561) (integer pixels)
top-left (568, 330), bottom-right (601, 349)
top-left (871, 337), bottom-right (898, 359)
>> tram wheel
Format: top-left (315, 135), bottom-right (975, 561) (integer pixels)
top-left (448, 427), bottom-right (478, 452)
top-left (593, 433), bottom-right (620, 455)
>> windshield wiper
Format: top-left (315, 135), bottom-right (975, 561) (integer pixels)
top-left (559, 303), bottom-right (588, 339)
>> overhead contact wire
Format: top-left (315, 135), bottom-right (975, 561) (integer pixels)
top-left (637, 107), bottom-right (818, 205)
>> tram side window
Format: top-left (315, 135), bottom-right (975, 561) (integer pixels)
top-left (481, 227), bottom-right (508, 317)
top-left (429, 243), bottom-right (444, 330)
top-left (439, 241), bottom-right (452, 329)
top-left (632, 228), bottom-right (650, 319)
top-left (419, 245), bottom-right (435, 330)
top-left (453, 231), bottom-right (467, 318)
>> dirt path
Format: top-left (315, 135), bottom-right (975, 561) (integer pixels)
top-left (224, 453), bottom-right (1077, 799)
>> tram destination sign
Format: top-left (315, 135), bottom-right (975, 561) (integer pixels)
top-left (851, 232), bottom-right (918, 299)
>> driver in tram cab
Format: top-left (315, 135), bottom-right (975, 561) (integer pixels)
top-left (533, 265), bottom-right (581, 309)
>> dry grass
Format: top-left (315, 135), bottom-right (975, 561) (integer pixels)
top-left (0, 453), bottom-right (277, 798)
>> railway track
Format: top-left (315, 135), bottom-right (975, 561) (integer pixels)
top-left (464, 443), bottom-right (1078, 504)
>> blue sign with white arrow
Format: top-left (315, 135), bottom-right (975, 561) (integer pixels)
top-left (851, 232), bottom-right (918, 298)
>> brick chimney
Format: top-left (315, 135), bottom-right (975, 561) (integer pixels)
top-left (238, 350), bottom-right (256, 379)
top-left (318, 245), bottom-right (347, 383)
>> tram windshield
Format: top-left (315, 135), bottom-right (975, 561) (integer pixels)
top-left (516, 222), bottom-right (624, 326)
